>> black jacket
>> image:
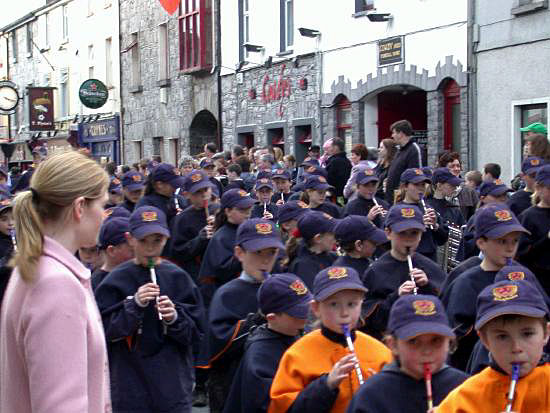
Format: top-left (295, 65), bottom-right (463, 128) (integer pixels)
top-left (325, 152), bottom-right (352, 198)
top-left (385, 139), bottom-right (423, 203)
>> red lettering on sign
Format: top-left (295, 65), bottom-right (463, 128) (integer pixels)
top-left (260, 64), bottom-right (292, 117)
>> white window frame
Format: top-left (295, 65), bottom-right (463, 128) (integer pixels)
top-left (130, 32), bottom-right (141, 88)
top-left (510, 97), bottom-right (550, 177)
top-left (243, 0), bottom-right (250, 58)
top-left (26, 23), bottom-right (33, 57)
top-left (158, 23), bottom-right (169, 81)
top-left (105, 37), bottom-right (113, 87)
top-left (44, 13), bottom-right (50, 49)
top-left (62, 5), bottom-right (69, 42)
top-left (285, 0), bottom-right (293, 48)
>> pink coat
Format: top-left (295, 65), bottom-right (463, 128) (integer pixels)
top-left (0, 236), bottom-right (111, 412)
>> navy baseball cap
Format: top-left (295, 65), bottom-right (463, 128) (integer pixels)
top-left (184, 170), bottom-right (212, 193)
top-left (313, 266), bottom-right (367, 301)
top-left (103, 206), bottom-right (131, 220)
top-left (109, 177), bottom-right (122, 194)
top-left (255, 178), bottom-right (274, 191)
top-left (304, 175), bottom-right (331, 191)
top-left (475, 280), bottom-right (550, 330)
top-left (432, 167), bottom-right (463, 187)
top-left (256, 170), bottom-right (272, 180)
top-left (388, 294), bottom-right (455, 340)
top-left (522, 156), bottom-right (545, 175)
top-left (334, 215), bottom-right (388, 245)
top-left (200, 158), bottom-right (215, 169)
top-left (0, 194), bottom-right (12, 213)
top-left (384, 203), bottom-right (426, 233)
top-left (220, 188), bottom-right (255, 209)
top-left (272, 168), bottom-right (291, 180)
top-left (301, 159), bottom-right (320, 167)
top-left (474, 203), bottom-right (529, 239)
top-left (122, 171), bottom-right (145, 191)
top-left (400, 168), bottom-right (432, 184)
top-left (129, 206), bottom-right (170, 239)
top-left (302, 164), bottom-right (328, 178)
top-left (356, 169), bottom-right (379, 185)
top-left (236, 218), bottom-right (284, 251)
top-left (479, 179), bottom-right (512, 197)
top-left (535, 164), bottom-right (550, 186)
top-left (152, 163), bottom-right (186, 189)
top-left (297, 210), bottom-right (337, 240)
top-left (98, 217), bottom-right (129, 249)
top-left (278, 200), bottom-right (310, 224)
top-left (422, 167), bottom-right (433, 179)
top-left (495, 264), bottom-right (540, 284)
top-left (258, 273), bottom-right (313, 319)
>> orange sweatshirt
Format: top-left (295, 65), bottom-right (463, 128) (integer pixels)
top-left (268, 328), bottom-right (392, 413)
top-left (437, 364), bottom-right (550, 412)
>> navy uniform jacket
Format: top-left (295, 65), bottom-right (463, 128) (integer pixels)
top-left (427, 196), bottom-right (465, 227)
top-left (170, 203), bottom-right (218, 280)
top-left (94, 260), bottom-right (206, 413)
top-left (271, 191), bottom-right (295, 203)
top-left (346, 362), bottom-right (468, 413)
top-left (333, 255), bottom-right (371, 280)
top-left (518, 206), bottom-right (550, 292)
top-left (198, 222), bottom-right (241, 306)
top-left (91, 268), bottom-right (109, 292)
top-left (508, 189), bottom-right (533, 218)
top-left (223, 325), bottom-right (298, 413)
top-left (457, 214), bottom-right (479, 261)
top-left (362, 251), bottom-right (445, 340)
top-left (250, 202), bottom-right (279, 222)
top-left (120, 198), bottom-right (136, 213)
top-left (310, 202), bottom-right (341, 219)
top-left (210, 176), bottom-right (225, 198)
top-left (440, 256), bottom-right (482, 295)
top-left (343, 195), bottom-right (388, 228)
top-left (288, 242), bottom-right (337, 288)
top-left (136, 192), bottom-right (185, 227)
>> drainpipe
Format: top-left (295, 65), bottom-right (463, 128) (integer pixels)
top-left (215, 0), bottom-right (223, 151)
top-left (467, 0), bottom-right (477, 170)
top-left (118, 0), bottom-right (125, 164)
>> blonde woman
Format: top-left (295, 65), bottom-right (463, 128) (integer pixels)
top-left (0, 150), bottom-right (111, 413)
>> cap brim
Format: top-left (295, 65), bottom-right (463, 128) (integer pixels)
top-left (489, 187), bottom-right (513, 196)
top-left (394, 321), bottom-right (456, 340)
top-left (233, 197), bottom-right (256, 209)
top-left (448, 176), bottom-right (463, 186)
top-left (188, 180), bottom-right (213, 193)
top-left (283, 299), bottom-right (312, 319)
top-left (168, 176), bottom-right (187, 189)
top-left (475, 305), bottom-right (547, 330)
top-left (131, 224), bottom-right (171, 240)
top-left (240, 237), bottom-right (285, 252)
top-left (309, 183), bottom-right (331, 190)
top-left (0, 205), bottom-right (12, 213)
top-left (367, 228), bottom-right (389, 245)
top-left (315, 283), bottom-right (368, 301)
top-left (389, 221), bottom-right (426, 233)
top-left (408, 177), bottom-right (431, 184)
top-left (358, 177), bottom-right (379, 185)
top-left (256, 184), bottom-right (274, 190)
top-left (110, 187), bottom-right (123, 194)
top-left (483, 224), bottom-right (530, 239)
top-left (124, 183), bottom-right (144, 191)
top-left (519, 127), bottom-right (531, 132)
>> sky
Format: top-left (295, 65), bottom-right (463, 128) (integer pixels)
top-left (0, 1), bottom-right (45, 29)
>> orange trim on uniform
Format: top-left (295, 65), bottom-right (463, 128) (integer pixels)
top-left (195, 319), bottom-right (245, 369)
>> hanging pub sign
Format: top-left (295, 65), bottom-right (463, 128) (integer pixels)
top-left (79, 79), bottom-right (109, 109)
top-left (377, 36), bottom-right (404, 67)
top-left (28, 87), bottom-right (55, 131)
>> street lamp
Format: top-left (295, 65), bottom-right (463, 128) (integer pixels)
top-left (243, 43), bottom-right (264, 53)
top-left (366, 13), bottom-right (392, 22)
top-left (298, 28), bottom-right (321, 38)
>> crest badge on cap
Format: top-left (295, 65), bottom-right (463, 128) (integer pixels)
top-left (495, 210), bottom-right (512, 222)
top-left (297, 201), bottom-right (309, 209)
top-left (413, 300), bottom-right (436, 316)
top-left (414, 169), bottom-right (423, 175)
top-left (318, 176), bottom-right (327, 183)
top-left (365, 169), bottom-right (374, 176)
top-left (142, 211), bottom-right (158, 222)
top-left (327, 267), bottom-right (348, 279)
top-left (306, 166), bottom-right (316, 173)
top-left (531, 159), bottom-right (540, 166)
top-left (401, 208), bottom-right (415, 218)
top-left (132, 175), bottom-right (142, 182)
top-left (103, 209), bottom-right (114, 219)
top-left (507, 272), bottom-right (525, 281)
top-left (191, 173), bottom-right (202, 183)
top-left (238, 190), bottom-right (247, 197)
top-left (259, 178), bottom-right (269, 184)
top-left (492, 285), bottom-right (518, 301)
top-left (255, 222), bottom-right (273, 235)
top-left (276, 169), bottom-right (285, 175)
top-left (289, 280), bottom-right (308, 295)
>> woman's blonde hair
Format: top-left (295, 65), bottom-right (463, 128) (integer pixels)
top-left (11, 150), bottom-right (109, 282)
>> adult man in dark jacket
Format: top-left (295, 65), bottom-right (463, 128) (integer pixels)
top-left (385, 119), bottom-right (423, 203)
top-left (325, 138), bottom-right (352, 198)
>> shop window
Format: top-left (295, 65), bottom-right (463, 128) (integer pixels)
top-left (268, 128), bottom-right (285, 153)
top-left (294, 124), bottom-right (312, 165)
top-left (178, 0), bottom-right (213, 73)
top-left (443, 79), bottom-right (461, 153)
top-left (336, 96), bottom-right (352, 148)
top-left (153, 137), bottom-right (164, 160)
top-left (134, 141), bottom-right (143, 161)
top-left (520, 103), bottom-right (548, 149)
top-left (238, 132), bottom-right (254, 149)
top-left (280, 0), bottom-right (293, 53)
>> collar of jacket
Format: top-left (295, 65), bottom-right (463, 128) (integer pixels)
top-left (321, 324), bottom-right (356, 346)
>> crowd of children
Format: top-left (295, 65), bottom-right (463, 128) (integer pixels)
top-left (1, 124), bottom-right (550, 412)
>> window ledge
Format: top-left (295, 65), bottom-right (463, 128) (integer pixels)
top-left (129, 85), bottom-right (143, 94)
top-left (276, 50), bottom-right (293, 57)
top-left (157, 78), bottom-right (171, 88)
top-left (512, 0), bottom-right (548, 15)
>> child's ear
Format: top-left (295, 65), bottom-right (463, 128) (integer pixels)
top-left (234, 245), bottom-right (245, 262)
top-left (544, 322), bottom-right (550, 344)
top-left (478, 328), bottom-right (490, 349)
top-left (312, 233), bottom-right (322, 244)
top-left (354, 240), bottom-right (363, 252)
top-left (310, 300), bottom-right (321, 319)
top-left (384, 228), bottom-right (392, 238)
top-left (265, 313), bottom-right (277, 322)
top-left (475, 237), bottom-right (486, 251)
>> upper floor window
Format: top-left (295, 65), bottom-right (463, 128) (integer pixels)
top-left (178, 0), bottom-right (213, 73)
top-left (158, 23), bottom-right (169, 81)
top-left (355, 0), bottom-right (375, 13)
top-left (11, 32), bottom-right (18, 63)
top-left (280, 0), bottom-right (293, 52)
top-left (26, 24), bottom-right (33, 57)
top-left (238, 0), bottom-right (250, 62)
top-left (44, 13), bottom-right (50, 49)
top-left (62, 5), bottom-right (69, 41)
top-left (512, 0), bottom-right (548, 15)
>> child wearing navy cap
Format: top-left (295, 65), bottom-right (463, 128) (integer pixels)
top-left (269, 266), bottom-right (392, 413)
top-left (277, 200), bottom-right (310, 241)
top-left (170, 169), bottom-right (217, 281)
top-left (120, 170), bottom-right (145, 212)
top-left (517, 164), bottom-right (550, 292)
top-left (201, 158), bottom-right (224, 197)
top-left (439, 280), bottom-right (550, 412)
top-left (426, 167), bottom-right (465, 227)
top-left (508, 156), bottom-right (545, 217)
top-left (91, 217), bottom-right (134, 291)
top-left (224, 273), bottom-right (313, 413)
top-left (251, 178), bottom-right (279, 221)
top-left (347, 295), bottom-right (468, 412)
top-left (285, 210), bottom-right (338, 288)
top-left (395, 168), bottom-right (449, 262)
top-left (94, 206), bottom-right (206, 412)
top-left (271, 168), bottom-right (294, 205)
top-left (303, 175), bottom-right (341, 218)
top-left (362, 204), bottom-right (446, 340)
top-left (198, 188), bottom-right (255, 305)
top-left (441, 203), bottom-right (529, 371)
top-left (343, 169), bottom-right (389, 228)
top-left (204, 218), bottom-right (285, 413)
top-left (333, 215), bottom-right (388, 277)
top-left (106, 176), bottom-right (123, 209)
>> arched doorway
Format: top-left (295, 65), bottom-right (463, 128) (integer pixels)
top-left (189, 110), bottom-right (218, 156)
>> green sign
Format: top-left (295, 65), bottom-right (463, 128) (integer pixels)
top-left (79, 79), bottom-right (108, 109)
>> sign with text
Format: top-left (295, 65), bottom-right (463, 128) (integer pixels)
top-left (79, 79), bottom-right (109, 109)
top-left (378, 36), bottom-right (404, 67)
top-left (28, 87), bottom-right (55, 131)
